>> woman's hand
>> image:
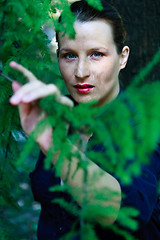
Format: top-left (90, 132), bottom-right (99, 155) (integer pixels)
top-left (9, 61), bottom-right (73, 152)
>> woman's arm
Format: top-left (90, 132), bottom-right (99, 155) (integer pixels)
top-left (60, 146), bottom-right (121, 225)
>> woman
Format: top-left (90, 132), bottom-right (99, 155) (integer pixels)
top-left (9, 0), bottom-right (160, 239)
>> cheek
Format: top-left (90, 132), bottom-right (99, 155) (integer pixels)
top-left (97, 61), bottom-right (119, 82)
top-left (93, 65), bottom-right (113, 84)
top-left (59, 62), bottom-right (71, 82)
top-left (59, 61), bottom-right (65, 76)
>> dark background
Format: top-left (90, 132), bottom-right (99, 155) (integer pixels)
top-left (109, 0), bottom-right (160, 87)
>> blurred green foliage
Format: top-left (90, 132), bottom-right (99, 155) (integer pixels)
top-left (0, 0), bottom-right (160, 239)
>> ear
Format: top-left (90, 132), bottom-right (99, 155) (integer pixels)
top-left (119, 46), bottom-right (130, 70)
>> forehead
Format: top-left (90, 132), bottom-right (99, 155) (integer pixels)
top-left (59, 19), bottom-right (115, 50)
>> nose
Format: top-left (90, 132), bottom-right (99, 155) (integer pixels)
top-left (75, 59), bottom-right (90, 80)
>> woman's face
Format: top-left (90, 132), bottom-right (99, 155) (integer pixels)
top-left (58, 19), bottom-right (129, 106)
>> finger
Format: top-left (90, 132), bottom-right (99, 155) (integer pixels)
top-left (18, 102), bottom-right (43, 135)
top-left (12, 81), bottom-right (22, 93)
top-left (9, 61), bottom-right (38, 82)
top-left (10, 81), bottom-right (44, 105)
top-left (10, 82), bottom-right (60, 105)
top-left (18, 83), bottom-right (73, 107)
top-left (57, 95), bottom-right (74, 107)
top-left (21, 84), bottom-right (60, 103)
top-left (19, 84), bottom-right (74, 107)
top-left (18, 102), bottom-right (33, 123)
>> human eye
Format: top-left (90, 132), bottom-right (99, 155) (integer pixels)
top-left (64, 53), bottom-right (77, 60)
top-left (90, 52), bottom-right (104, 59)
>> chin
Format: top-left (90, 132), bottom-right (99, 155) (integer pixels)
top-left (75, 96), bottom-right (97, 104)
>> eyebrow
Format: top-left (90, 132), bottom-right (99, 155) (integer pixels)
top-left (60, 48), bottom-right (73, 52)
top-left (89, 47), bottom-right (109, 52)
top-left (60, 47), bottom-right (109, 52)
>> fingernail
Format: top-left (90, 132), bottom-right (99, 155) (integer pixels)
top-left (10, 61), bottom-right (17, 68)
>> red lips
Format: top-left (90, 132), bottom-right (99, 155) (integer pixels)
top-left (74, 84), bottom-right (94, 93)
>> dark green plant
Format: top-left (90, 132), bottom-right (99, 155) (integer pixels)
top-left (0, 0), bottom-right (160, 239)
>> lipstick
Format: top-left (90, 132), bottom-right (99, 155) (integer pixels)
top-left (74, 84), bottom-right (94, 93)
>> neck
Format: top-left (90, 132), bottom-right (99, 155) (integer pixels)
top-left (95, 84), bottom-right (120, 107)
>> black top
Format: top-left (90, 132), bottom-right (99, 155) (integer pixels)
top-left (30, 142), bottom-right (160, 240)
